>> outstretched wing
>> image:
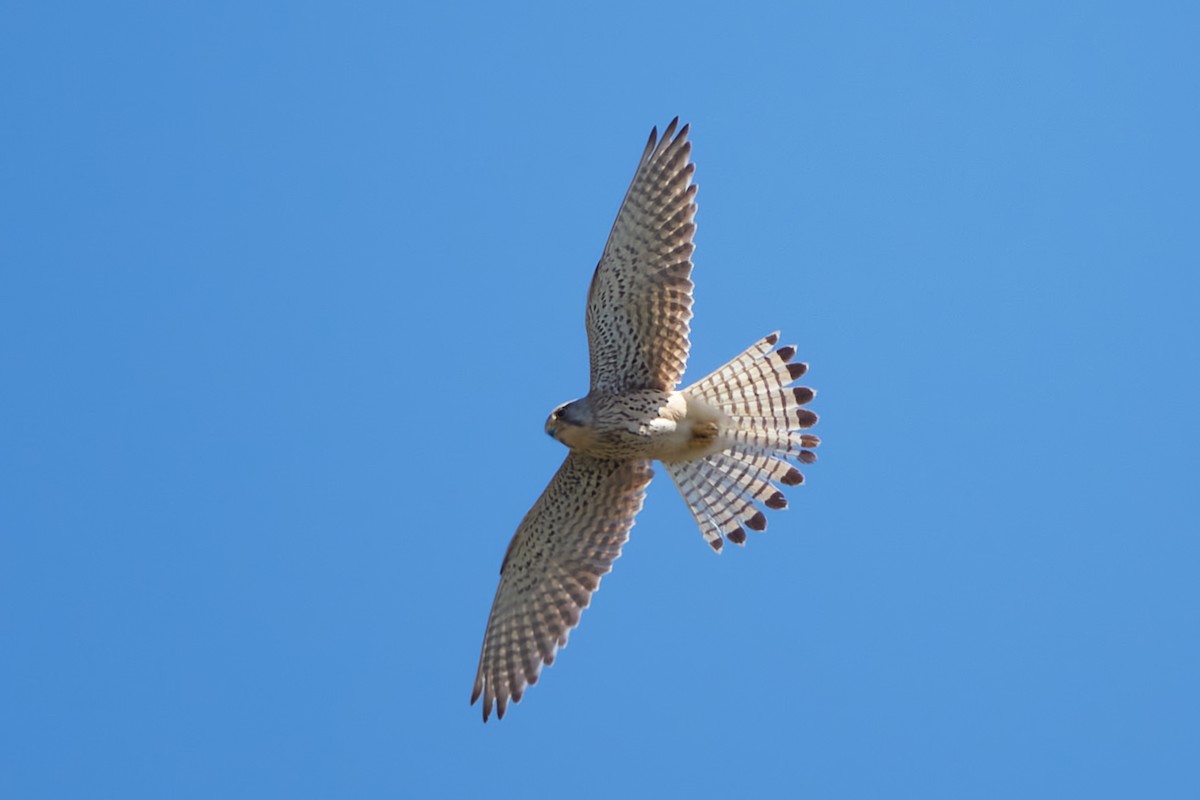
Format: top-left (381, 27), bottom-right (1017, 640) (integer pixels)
top-left (587, 118), bottom-right (697, 393)
top-left (471, 454), bottom-right (653, 721)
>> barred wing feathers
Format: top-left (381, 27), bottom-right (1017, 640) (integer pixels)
top-left (587, 118), bottom-right (697, 393)
top-left (471, 454), bottom-right (653, 721)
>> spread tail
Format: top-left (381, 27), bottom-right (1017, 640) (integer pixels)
top-left (663, 332), bottom-right (819, 551)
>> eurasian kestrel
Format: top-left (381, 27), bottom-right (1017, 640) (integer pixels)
top-left (471, 118), bottom-right (819, 721)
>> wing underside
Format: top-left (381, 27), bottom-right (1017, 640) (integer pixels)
top-left (586, 118), bottom-right (697, 393)
top-left (471, 454), bottom-right (653, 721)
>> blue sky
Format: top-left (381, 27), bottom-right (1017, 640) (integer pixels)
top-left (3, 1), bottom-right (1198, 797)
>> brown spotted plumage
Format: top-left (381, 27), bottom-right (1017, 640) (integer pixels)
top-left (587, 118), bottom-right (697, 393)
top-left (472, 119), bottom-right (820, 721)
top-left (471, 454), bottom-right (651, 720)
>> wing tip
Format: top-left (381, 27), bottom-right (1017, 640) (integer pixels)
top-left (644, 125), bottom-right (659, 158)
top-left (644, 116), bottom-right (690, 163)
top-left (662, 116), bottom-right (680, 142)
top-left (471, 681), bottom-right (492, 723)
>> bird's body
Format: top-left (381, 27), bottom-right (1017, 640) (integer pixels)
top-left (548, 389), bottom-right (725, 462)
top-left (471, 119), bottom-right (820, 721)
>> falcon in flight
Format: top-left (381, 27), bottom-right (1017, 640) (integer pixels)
top-left (471, 118), bottom-right (819, 721)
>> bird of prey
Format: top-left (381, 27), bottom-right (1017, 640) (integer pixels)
top-left (471, 118), bottom-right (819, 721)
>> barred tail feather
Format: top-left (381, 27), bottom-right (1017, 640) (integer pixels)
top-left (667, 332), bottom-right (819, 551)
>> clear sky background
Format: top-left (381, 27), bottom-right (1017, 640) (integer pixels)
top-left (3, 2), bottom-right (1198, 797)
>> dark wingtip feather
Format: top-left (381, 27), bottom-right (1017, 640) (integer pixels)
top-left (781, 467), bottom-right (805, 486)
top-left (799, 450), bottom-right (817, 464)
top-left (795, 409), bottom-right (818, 428)
top-left (709, 537), bottom-right (724, 552)
top-left (766, 491), bottom-right (788, 510)
top-left (728, 527), bottom-right (747, 545)
top-left (776, 345), bottom-right (796, 362)
top-left (800, 434), bottom-right (821, 448)
top-left (662, 117), bottom-right (680, 144)
top-left (787, 362), bottom-right (808, 380)
top-left (792, 386), bottom-right (815, 405)
top-left (765, 331), bottom-right (780, 346)
top-left (746, 511), bottom-right (767, 531)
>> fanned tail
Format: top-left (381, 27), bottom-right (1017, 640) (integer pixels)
top-left (663, 332), bottom-right (819, 551)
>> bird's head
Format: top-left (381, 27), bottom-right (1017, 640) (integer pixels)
top-left (545, 398), bottom-right (593, 449)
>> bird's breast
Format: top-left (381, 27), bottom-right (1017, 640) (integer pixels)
top-left (577, 390), bottom-right (726, 462)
